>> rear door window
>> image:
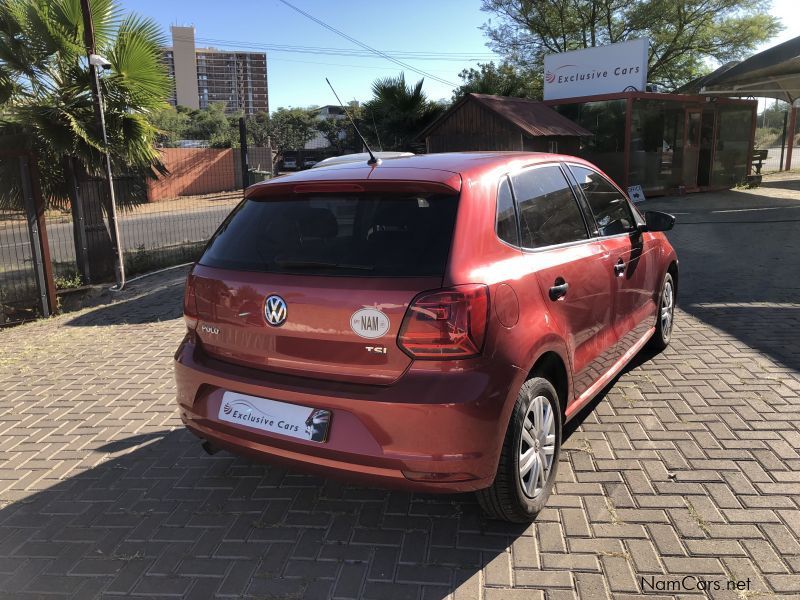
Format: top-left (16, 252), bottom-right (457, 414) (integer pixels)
top-left (511, 165), bottom-right (589, 249)
top-left (199, 194), bottom-right (458, 277)
top-left (568, 165), bottom-right (636, 236)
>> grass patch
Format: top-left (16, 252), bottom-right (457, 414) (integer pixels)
top-left (685, 498), bottom-right (711, 535)
top-left (54, 271), bottom-right (83, 290)
top-left (605, 498), bottom-right (624, 525)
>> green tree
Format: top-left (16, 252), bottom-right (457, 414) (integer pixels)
top-left (152, 103), bottom-right (243, 148)
top-left (267, 107), bottom-right (316, 167)
top-left (247, 111), bottom-right (271, 147)
top-left (0, 0), bottom-right (170, 197)
top-left (452, 61), bottom-right (541, 101)
top-left (364, 73), bottom-right (445, 152)
top-left (151, 106), bottom-right (190, 147)
top-left (184, 103), bottom-right (240, 147)
top-left (480, 0), bottom-right (783, 91)
top-left (759, 100), bottom-right (788, 129)
top-left (0, 0), bottom-right (170, 279)
top-left (315, 103), bottom-right (364, 154)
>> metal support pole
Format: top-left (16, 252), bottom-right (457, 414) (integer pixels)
top-left (779, 110), bottom-right (788, 172)
top-left (239, 117), bottom-right (249, 192)
top-left (19, 156), bottom-right (53, 317)
top-left (786, 104), bottom-right (797, 171)
top-left (80, 0), bottom-right (125, 291)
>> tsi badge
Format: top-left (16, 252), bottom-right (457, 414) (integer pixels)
top-left (350, 308), bottom-right (390, 339)
top-left (264, 295), bottom-right (287, 326)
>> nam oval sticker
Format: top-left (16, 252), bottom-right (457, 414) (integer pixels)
top-left (350, 308), bottom-right (390, 339)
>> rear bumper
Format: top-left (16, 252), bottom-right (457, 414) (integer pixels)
top-left (174, 335), bottom-right (523, 492)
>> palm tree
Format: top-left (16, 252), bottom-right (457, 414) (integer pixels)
top-left (0, 0), bottom-right (170, 279)
top-left (365, 73), bottom-right (444, 152)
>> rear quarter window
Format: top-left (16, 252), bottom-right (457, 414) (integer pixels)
top-left (200, 193), bottom-right (458, 277)
top-left (495, 177), bottom-right (519, 246)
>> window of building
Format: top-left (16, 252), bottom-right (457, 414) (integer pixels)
top-left (511, 165), bottom-right (588, 248)
top-left (552, 100), bottom-right (627, 183)
top-left (711, 106), bottom-right (754, 187)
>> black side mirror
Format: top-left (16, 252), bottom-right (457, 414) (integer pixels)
top-left (643, 210), bottom-right (675, 232)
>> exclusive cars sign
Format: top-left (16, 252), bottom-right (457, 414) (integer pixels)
top-left (544, 38), bottom-right (649, 101)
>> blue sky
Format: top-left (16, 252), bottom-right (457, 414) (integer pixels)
top-left (127, 0), bottom-right (797, 112)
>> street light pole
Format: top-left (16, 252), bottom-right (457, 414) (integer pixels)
top-left (80, 0), bottom-right (126, 291)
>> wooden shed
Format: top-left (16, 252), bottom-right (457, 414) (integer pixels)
top-left (418, 93), bottom-right (591, 154)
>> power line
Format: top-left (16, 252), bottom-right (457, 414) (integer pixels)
top-left (173, 51), bottom-right (458, 75)
top-left (275, 0), bottom-right (459, 87)
top-left (267, 56), bottom-right (458, 73)
top-left (172, 34), bottom-right (492, 56)
top-left (186, 36), bottom-right (496, 61)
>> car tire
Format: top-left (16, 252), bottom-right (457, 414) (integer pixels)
top-left (476, 377), bottom-right (562, 523)
top-left (647, 272), bottom-right (676, 353)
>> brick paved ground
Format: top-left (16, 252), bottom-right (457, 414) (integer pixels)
top-left (0, 175), bottom-right (799, 599)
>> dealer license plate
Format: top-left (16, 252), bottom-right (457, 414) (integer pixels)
top-left (218, 391), bottom-right (330, 443)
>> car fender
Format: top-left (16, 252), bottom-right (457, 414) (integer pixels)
top-left (501, 332), bottom-right (572, 425)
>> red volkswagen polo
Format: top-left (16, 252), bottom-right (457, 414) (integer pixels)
top-left (175, 152), bottom-right (677, 522)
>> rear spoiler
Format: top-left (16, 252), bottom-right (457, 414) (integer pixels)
top-left (244, 169), bottom-right (462, 199)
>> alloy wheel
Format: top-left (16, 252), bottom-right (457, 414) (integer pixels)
top-left (661, 280), bottom-right (674, 337)
top-left (518, 395), bottom-right (556, 498)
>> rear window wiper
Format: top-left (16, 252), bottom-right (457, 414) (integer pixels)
top-left (273, 258), bottom-right (374, 271)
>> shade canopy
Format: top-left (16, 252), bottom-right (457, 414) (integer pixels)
top-left (679, 36), bottom-right (800, 104)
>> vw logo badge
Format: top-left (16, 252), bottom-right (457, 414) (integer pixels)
top-left (264, 295), bottom-right (287, 327)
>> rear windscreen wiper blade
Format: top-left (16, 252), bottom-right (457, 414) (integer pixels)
top-left (274, 258), bottom-right (374, 270)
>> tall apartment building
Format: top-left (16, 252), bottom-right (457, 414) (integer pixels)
top-left (162, 26), bottom-right (269, 115)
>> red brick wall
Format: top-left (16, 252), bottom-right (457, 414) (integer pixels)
top-left (147, 148), bottom-right (236, 202)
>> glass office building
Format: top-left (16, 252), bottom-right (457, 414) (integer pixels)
top-left (548, 92), bottom-right (757, 196)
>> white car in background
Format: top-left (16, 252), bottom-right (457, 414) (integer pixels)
top-left (312, 152), bottom-right (414, 169)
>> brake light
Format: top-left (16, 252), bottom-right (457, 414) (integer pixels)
top-left (183, 273), bottom-right (198, 331)
top-left (398, 284), bottom-right (489, 359)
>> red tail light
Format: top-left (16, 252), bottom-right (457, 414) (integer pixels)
top-left (183, 273), bottom-right (198, 331)
top-left (398, 284), bottom-right (489, 359)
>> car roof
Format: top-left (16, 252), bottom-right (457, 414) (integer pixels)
top-left (313, 152), bottom-right (414, 168)
top-left (249, 152), bottom-right (590, 198)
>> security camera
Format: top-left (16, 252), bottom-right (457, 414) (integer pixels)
top-left (89, 54), bottom-right (112, 70)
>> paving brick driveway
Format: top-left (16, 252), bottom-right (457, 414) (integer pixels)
top-left (1, 174), bottom-right (799, 600)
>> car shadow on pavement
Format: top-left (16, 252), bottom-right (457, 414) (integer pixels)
top-left (0, 426), bottom-right (562, 599)
top-left (63, 271), bottom-right (187, 327)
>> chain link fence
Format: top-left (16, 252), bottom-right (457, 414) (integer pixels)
top-left (1, 134), bottom-right (273, 325)
top-left (0, 153), bottom-right (56, 324)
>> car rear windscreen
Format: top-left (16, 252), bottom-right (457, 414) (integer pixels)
top-left (199, 193), bottom-right (459, 276)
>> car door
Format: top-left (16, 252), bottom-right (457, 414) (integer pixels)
top-left (566, 164), bottom-right (659, 361)
top-left (509, 164), bottom-right (618, 403)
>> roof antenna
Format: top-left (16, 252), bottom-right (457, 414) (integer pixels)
top-left (367, 106), bottom-right (383, 151)
top-left (326, 77), bottom-right (380, 166)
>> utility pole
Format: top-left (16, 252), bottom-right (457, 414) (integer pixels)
top-left (80, 0), bottom-right (125, 290)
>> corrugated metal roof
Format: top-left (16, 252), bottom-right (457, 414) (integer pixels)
top-left (678, 35), bottom-right (800, 104)
top-left (467, 93), bottom-right (591, 137)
